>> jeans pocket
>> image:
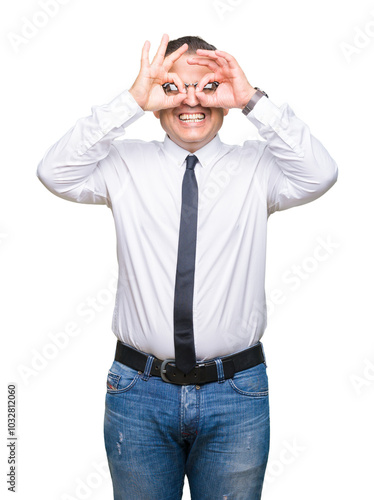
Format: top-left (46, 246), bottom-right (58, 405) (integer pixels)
top-left (228, 362), bottom-right (269, 397)
top-left (106, 360), bottom-right (140, 394)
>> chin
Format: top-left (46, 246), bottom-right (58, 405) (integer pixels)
top-left (180, 135), bottom-right (208, 146)
top-left (179, 129), bottom-right (211, 141)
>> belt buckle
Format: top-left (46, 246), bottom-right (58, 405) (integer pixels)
top-left (160, 359), bottom-right (203, 385)
top-left (160, 359), bottom-right (179, 384)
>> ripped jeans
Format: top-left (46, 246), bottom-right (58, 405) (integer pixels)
top-left (104, 348), bottom-right (270, 500)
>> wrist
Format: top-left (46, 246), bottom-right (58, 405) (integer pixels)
top-left (128, 86), bottom-right (147, 111)
top-left (242, 87), bottom-right (269, 116)
top-left (240, 87), bottom-right (257, 110)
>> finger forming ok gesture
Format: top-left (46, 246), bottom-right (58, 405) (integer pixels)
top-left (129, 34), bottom-right (189, 112)
top-left (186, 49), bottom-right (256, 109)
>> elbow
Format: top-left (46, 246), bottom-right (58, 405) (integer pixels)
top-left (36, 158), bottom-right (61, 197)
top-left (36, 158), bottom-right (55, 192)
top-left (307, 136), bottom-right (339, 196)
top-left (289, 159), bottom-right (339, 207)
top-left (319, 158), bottom-right (338, 195)
top-left (36, 159), bottom-right (48, 186)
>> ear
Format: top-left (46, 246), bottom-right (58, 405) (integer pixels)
top-left (153, 111), bottom-right (160, 119)
top-left (223, 108), bottom-right (229, 117)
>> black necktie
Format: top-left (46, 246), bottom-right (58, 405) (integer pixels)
top-left (174, 154), bottom-right (199, 375)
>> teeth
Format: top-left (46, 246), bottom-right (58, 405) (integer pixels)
top-left (179, 113), bottom-right (205, 122)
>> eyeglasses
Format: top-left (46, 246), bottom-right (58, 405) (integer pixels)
top-left (162, 81), bottom-right (219, 95)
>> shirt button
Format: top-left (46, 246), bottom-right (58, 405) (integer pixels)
top-left (196, 385), bottom-right (200, 390)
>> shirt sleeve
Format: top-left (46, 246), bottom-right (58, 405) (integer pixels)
top-left (245, 96), bottom-right (338, 216)
top-left (36, 90), bottom-right (145, 207)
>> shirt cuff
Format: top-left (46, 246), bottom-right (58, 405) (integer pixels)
top-left (245, 95), bottom-right (282, 125)
top-left (245, 96), bottom-right (304, 157)
top-left (97, 89), bottom-right (145, 135)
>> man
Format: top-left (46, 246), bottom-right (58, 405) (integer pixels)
top-left (37, 34), bottom-right (338, 500)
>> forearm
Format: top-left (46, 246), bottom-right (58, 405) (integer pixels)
top-left (246, 96), bottom-right (338, 212)
top-left (36, 90), bottom-right (144, 202)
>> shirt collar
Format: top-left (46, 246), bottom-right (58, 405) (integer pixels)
top-left (163, 134), bottom-right (225, 169)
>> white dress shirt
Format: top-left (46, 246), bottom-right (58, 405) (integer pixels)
top-left (37, 90), bottom-right (338, 362)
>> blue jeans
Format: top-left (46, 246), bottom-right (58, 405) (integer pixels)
top-left (104, 345), bottom-right (270, 500)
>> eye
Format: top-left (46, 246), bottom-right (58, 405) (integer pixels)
top-left (162, 83), bottom-right (178, 94)
top-left (202, 81), bottom-right (219, 92)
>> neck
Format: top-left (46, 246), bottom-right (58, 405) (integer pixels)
top-left (168, 135), bottom-right (216, 153)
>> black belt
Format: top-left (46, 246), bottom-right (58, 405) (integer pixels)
top-left (114, 340), bottom-right (265, 386)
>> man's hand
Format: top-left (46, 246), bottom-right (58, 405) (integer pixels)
top-left (129, 34), bottom-right (189, 112)
top-left (186, 49), bottom-right (256, 109)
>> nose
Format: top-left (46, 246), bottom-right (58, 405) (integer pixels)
top-left (182, 85), bottom-right (200, 106)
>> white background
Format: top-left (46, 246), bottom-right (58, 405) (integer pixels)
top-left (1, 0), bottom-right (373, 498)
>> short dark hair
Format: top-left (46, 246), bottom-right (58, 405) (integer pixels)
top-left (165, 36), bottom-right (217, 56)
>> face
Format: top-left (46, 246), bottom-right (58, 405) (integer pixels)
top-left (153, 54), bottom-right (229, 153)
